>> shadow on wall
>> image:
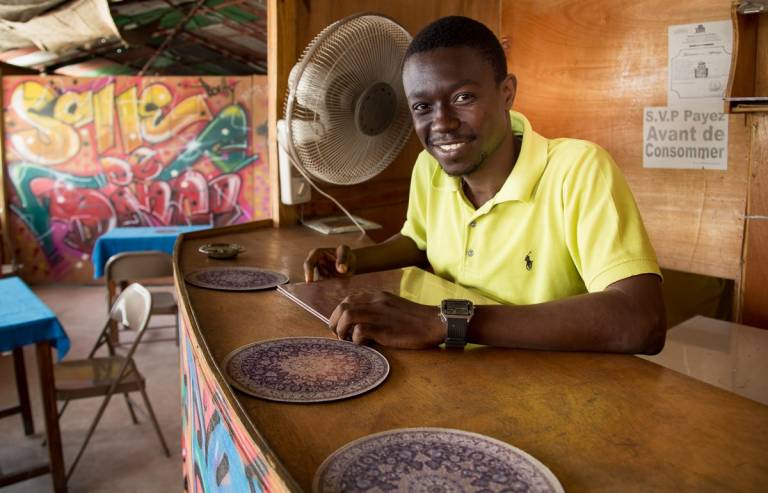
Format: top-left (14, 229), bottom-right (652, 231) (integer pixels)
top-left (661, 268), bottom-right (734, 328)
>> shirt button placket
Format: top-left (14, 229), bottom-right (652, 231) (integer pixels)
top-left (466, 219), bottom-right (476, 261)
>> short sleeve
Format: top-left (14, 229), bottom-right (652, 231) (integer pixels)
top-left (561, 144), bottom-right (661, 292)
top-left (400, 152), bottom-right (431, 251)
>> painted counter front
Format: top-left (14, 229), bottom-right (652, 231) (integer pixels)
top-left (174, 222), bottom-right (768, 492)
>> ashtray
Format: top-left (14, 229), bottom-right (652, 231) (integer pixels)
top-left (198, 243), bottom-right (245, 259)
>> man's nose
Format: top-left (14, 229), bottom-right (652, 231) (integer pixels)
top-left (431, 104), bottom-right (460, 133)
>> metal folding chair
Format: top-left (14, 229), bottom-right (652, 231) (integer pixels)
top-left (54, 283), bottom-right (170, 480)
top-left (105, 251), bottom-right (179, 346)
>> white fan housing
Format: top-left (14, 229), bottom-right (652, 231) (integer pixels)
top-left (282, 13), bottom-right (413, 187)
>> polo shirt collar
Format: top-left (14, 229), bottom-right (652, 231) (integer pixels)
top-left (429, 111), bottom-right (549, 203)
top-left (493, 111), bottom-right (548, 203)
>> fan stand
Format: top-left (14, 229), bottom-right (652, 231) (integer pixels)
top-left (300, 214), bottom-right (382, 235)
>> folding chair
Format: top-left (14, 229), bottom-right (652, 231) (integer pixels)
top-left (54, 283), bottom-right (170, 480)
top-left (105, 251), bottom-right (179, 346)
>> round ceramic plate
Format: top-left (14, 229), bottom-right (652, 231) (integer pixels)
top-left (223, 337), bottom-right (389, 403)
top-left (185, 267), bottom-right (288, 291)
top-left (314, 428), bottom-right (564, 493)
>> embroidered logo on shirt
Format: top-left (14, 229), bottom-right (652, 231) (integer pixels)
top-left (525, 251), bottom-right (533, 271)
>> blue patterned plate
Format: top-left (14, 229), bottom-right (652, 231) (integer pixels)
top-left (185, 266), bottom-right (288, 291)
top-left (223, 337), bottom-right (389, 402)
top-left (314, 428), bottom-right (564, 493)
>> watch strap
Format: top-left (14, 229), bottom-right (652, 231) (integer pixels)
top-left (445, 316), bottom-right (468, 348)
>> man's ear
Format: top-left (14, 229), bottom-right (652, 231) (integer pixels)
top-left (501, 74), bottom-right (517, 109)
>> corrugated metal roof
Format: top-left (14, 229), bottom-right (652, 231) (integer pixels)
top-left (0, 0), bottom-right (267, 76)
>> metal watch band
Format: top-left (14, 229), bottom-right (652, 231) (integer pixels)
top-left (445, 316), bottom-right (468, 348)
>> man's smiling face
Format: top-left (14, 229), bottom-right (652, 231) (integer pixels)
top-left (403, 46), bottom-right (515, 177)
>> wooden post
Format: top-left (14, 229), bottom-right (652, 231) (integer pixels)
top-left (267, 0), bottom-right (305, 227)
top-left (12, 348), bottom-right (34, 435)
top-left (36, 341), bottom-right (67, 493)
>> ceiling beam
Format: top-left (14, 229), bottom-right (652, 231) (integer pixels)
top-left (139, 0), bottom-right (207, 75)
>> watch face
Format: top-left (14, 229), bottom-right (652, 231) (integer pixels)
top-left (441, 299), bottom-right (473, 317)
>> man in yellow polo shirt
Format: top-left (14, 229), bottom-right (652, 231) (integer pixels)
top-left (304, 16), bottom-right (666, 354)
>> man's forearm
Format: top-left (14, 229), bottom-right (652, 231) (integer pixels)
top-left (467, 274), bottom-right (666, 354)
top-left (354, 234), bottom-right (429, 274)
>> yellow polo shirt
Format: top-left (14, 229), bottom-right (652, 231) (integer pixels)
top-left (400, 111), bottom-right (660, 305)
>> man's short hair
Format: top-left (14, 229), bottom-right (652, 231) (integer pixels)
top-left (405, 16), bottom-right (507, 83)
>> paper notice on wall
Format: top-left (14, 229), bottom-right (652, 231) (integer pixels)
top-left (668, 21), bottom-right (732, 108)
top-left (643, 107), bottom-right (728, 170)
top-left (645, 20), bottom-right (732, 170)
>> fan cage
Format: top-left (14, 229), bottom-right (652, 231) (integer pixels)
top-left (283, 14), bottom-right (413, 185)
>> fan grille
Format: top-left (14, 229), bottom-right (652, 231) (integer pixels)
top-left (284, 15), bottom-right (413, 185)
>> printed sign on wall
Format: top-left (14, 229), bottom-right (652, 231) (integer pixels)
top-left (644, 20), bottom-right (732, 170)
top-left (643, 107), bottom-right (728, 170)
top-left (3, 76), bottom-right (271, 282)
top-left (668, 21), bottom-right (732, 107)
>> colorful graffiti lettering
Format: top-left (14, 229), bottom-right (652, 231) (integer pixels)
top-left (180, 318), bottom-right (292, 492)
top-left (2, 76), bottom-right (271, 282)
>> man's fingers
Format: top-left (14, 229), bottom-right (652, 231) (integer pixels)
top-left (335, 245), bottom-right (350, 274)
top-left (303, 249), bottom-right (322, 283)
top-left (351, 324), bottom-right (370, 345)
top-left (328, 300), bottom-right (344, 337)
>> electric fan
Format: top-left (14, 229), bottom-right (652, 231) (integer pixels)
top-left (279, 13), bottom-right (413, 234)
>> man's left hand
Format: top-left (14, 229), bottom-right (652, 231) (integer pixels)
top-left (328, 291), bottom-right (445, 349)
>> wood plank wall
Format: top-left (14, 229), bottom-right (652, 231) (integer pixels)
top-left (742, 114), bottom-right (768, 327)
top-left (501, 0), bottom-right (748, 281)
top-left (741, 13), bottom-right (768, 327)
top-left (268, 0), bottom-right (500, 241)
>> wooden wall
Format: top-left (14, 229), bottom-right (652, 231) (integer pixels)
top-left (741, 11), bottom-right (768, 327)
top-left (742, 113), bottom-right (768, 327)
top-left (268, 0), bottom-right (500, 241)
top-left (501, 0), bottom-right (747, 282)
top-left (268, 0), bottom-right (766, 325)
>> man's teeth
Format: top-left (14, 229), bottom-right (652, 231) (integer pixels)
top-left (437, 143), bottom-right (464, 151)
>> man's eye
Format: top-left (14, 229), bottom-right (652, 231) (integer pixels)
top-left (454, 93), bottom-right (475, 103)
top-left (411, 103), bottom-right (429, 113)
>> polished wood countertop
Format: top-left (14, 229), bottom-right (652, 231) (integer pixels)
top-left (641, 315), bottom-right (768, 406)
top-left (175, 223), bottom-right (768, 492)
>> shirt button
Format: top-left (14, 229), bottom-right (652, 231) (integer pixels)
top-left (469, 221), bottom-right (477, 228)
top-left (467, 249), bottom-right (474, 257)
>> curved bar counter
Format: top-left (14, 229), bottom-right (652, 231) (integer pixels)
top-left (174, 222), bottom-right (768, 492)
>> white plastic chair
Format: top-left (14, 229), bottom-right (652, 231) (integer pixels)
top-left (105, 251), bottom-right (179, 345)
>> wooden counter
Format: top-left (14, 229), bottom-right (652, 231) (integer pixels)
top-left (174, 222), bottom-right (768, 492)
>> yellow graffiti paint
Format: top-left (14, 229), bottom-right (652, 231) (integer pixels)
top-left (93, 83), bottom-right (115, 153)
top-left (53, 91), bottom-right (93, 127)
top-left (139, 83), bottom-right (211, 144)
top-left (9, 81), bottom-right (80, 165)
top-left (116, 86), bottom-right (142, 153)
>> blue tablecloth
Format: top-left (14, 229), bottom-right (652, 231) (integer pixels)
top-left (0, 277), bottom-right (70, 361)
top-left (92, 225), bottom-right (211, 278)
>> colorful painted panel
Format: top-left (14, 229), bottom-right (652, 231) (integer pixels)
top-left (2, 76), bottom-right (270, 282)
top-left (180, 311), bottom-right (294, 492)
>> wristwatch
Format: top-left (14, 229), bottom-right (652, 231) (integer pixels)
top-left (439, 299), bottom-right (474, 349)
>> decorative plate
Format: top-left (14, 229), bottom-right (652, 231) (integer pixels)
top-left (313, 428), bottom-right (564, 493)
top-left (185, 267), bottom-right (288, 291)
top-left (198, 242), bottom-right (245, 259)
top-left (223, 337), bottom-right (389, 403)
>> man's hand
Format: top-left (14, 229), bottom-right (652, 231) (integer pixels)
top-left (303, 245), bottom-right (356, 283)
top-left (328, 291), bottom-right (445, 349)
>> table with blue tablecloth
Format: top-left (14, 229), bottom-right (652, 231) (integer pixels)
top-left (91, 225), bottom-right (211, 278)
top-left (0, 276), bottom-right (69, 491)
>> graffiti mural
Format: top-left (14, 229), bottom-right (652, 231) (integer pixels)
top-left (2, 76), bottom-right (271, 282)
top-left (180, 312), bottom-right (293, 492)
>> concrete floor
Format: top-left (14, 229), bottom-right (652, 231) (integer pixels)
top-left (0, 284), bottom-right (181, 492)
